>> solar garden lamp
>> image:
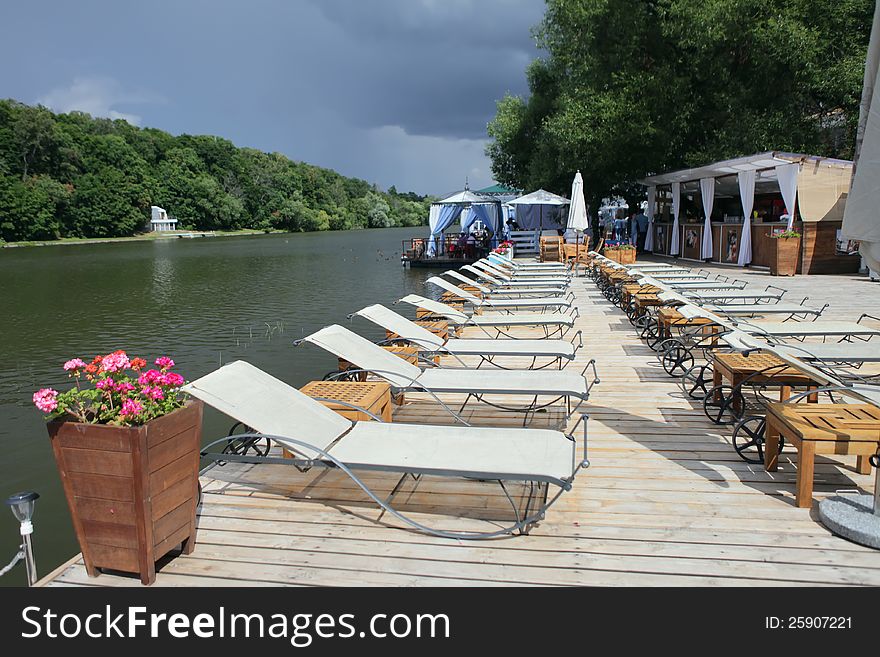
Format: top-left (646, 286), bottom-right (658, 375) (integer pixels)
top-left (4, 491), bottom-right (38, 585)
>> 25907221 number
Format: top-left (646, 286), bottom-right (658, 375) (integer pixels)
top-left (765, 616), bottom-right (852, 629)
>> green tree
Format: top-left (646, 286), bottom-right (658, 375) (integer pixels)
top-left (487, 0), bottom-right (873, 211)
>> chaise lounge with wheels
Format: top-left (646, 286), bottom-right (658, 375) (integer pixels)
top-left (427, 276), bottom-right (575, 313)
top-left (349, 303), bottom-right (583, 369)
top-left (440, 269), bottom-right (568, 298)
top-left (295, 324), bottom-right (599, 427)
top-left (398, 294), bottom-right (580, 339)
top-left (183, 360), bottom-right (590, 539)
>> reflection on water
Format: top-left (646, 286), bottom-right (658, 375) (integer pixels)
top-left (0, 227), bottom-right (432, 586)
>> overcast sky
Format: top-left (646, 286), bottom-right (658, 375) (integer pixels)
top-left (0, 0), bottom-right (545, 196)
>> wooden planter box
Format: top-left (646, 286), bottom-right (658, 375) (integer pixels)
top-left (770, 236), bottom-right (801, 276)
top-left (604, 248), bottom-right (636, 265)
top-left (47, 400), bottom-right (203, 585)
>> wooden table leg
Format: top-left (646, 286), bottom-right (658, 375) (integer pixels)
top-left (857, 455), bottom-right (872, 475)
top-left (764, 417), bottom-right (781, 473)
top-left (713, 366), bottom-right (723, 402)
top-left (795, 441), bottom-right (815, 508)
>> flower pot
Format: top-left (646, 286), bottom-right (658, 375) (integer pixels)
top-left (605, 248), bottom-right (636, 265)
top-left (770, 236), bottom-right (800, 276)
top-left (47, 400), bottom-right (203, 585)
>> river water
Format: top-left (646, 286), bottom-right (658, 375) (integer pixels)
top-left (0, 227), bottom-right (434, 586)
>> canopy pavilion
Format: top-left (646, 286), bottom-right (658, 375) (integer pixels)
top-left (639, 152), bottom-right (859, 274)
top-left (401, 186), bottom-right (504, 267)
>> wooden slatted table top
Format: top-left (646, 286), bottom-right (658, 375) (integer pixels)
top-left (657, 307), bottom-right (714, 325)
top-left (713, 352), bottom-right (809, 378)
top-left (765, 403), bottom-right (880, 443)
top-left (624, 284), bottom-right (660, 294)
top-left (634, 294), bottom-right (662, 307)
top-left (299, 381), bottom-right (391, 411)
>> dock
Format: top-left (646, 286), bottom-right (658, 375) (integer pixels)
top-left (40, 259), bottom-right (880, 587)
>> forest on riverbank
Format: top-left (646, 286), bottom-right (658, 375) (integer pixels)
top-left (0, 99), bottom-right (432, 242)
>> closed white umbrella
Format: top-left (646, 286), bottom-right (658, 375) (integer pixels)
top-left (566, 171), bottom-right (589, 268)
top-left (566, 171), bottom-right (589, 233)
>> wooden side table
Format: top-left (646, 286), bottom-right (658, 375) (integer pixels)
top-left (712, 352), bottom-right (816, 412)
top-left (764, 403), bottom-right (880, 508)
top-left (300, 380), bottom-right (393, 422)
top-left (387, 320), bottom-right (450, 342)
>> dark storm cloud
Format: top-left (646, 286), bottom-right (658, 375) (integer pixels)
top-left (0, 0), bottom-right (545, 194)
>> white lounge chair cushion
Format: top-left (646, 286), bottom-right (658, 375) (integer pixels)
top-left (773, 343), bottom-right (880, 362)
top-left (444, 339), bottom-right (576, 359)
top-left (302, 325), bottom-right (588, 397)
top-left (415, 368), bottom-right (588, 398)
top-left (182, 361), bottom-right (351, 458)
top-left (304, 324), bottom-right (422, 387)
top-left (398, 295), bottom-right (469, 324)
top-left (470, 314), bottom-right (575, 327)
top-left (396, 296), bottom-right (575, 328)
top-left (706, 303), bottom-right (824, 316)
top-left (355, 304), bottom-right (444, 350)
top-left (333, 422), bottom-right (575, 485)
top-left (737, 320), bottom-right (880, 337)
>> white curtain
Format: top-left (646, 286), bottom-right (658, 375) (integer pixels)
top-left (699, 178), bottom-right (715, 259)
top-left (644, 185), bottom-right (656, 251)
top-left (426, 204), bottom-right (442, 256)
top-left (670, 182), bottom-right (681, 256)
top-left (776, 163), bottom-right (799, 230)
top-left (737, 170), bottom-right (756, 266)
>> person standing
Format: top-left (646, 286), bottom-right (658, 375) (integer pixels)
top-left (633, 208), bottom-right (649, 251)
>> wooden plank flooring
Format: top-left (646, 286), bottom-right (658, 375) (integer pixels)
top-left (42, 259), bottom-right (880, 587)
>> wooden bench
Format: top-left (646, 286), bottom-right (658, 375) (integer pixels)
top-left (764, 403), bottom-right (880, 508)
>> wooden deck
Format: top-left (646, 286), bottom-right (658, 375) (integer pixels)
top-left (41, 260), bottom-right (880, 587)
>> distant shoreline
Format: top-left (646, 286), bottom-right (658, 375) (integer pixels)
top-left (3, 229), bottom-right (293, 249)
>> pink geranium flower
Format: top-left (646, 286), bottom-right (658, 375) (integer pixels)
top-left (95, 377), bottom-right (115, 390)
top-left (100, 351), bottom-right (130, 374)
top-left (63, 358), bottom-right (86, 372)
top-left (33, 388), bottom-right (59, 413)
top-left (159, 372), bottom-right (184, 387)
top-left (120, 398), bottom-right (143, 418)
top-left (141, 386), bottom-right (165, 401)
top-left (155, 356), bottom-right (175, 370)
top-left (115, 381), bottom-right (136, 394)
top-left (138, 369), bottom-right (161, 385)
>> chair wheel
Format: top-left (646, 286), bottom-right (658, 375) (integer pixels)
top-left (731, 416), bottom-right (783, 464)
top-left (661, 345), bottom-right (694, 377)
top-left (703, 385), bottom-right (745, 424)
top-left (680, 364), bottom-right (712, 400)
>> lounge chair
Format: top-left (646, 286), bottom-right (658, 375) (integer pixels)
top-left (398, 294), bottom-right (580, 339)
top-left (349, 303), bottom-right (583, 369)
top-left (655, 290), bottom-right (827, 320)
top-left (427, 276), bottom-right (574, 313)
top-left (472, 260), bottom-right (571, 283)
top-left (666, 280), bottom-right (747, 291)
top-left (441, 270), bottom-right (568, 298)
top-left (294, 324), bottom-right (598, 426)
top-left (183, 360), bottom-right (590, 538)
top-left (462, 264), bottom-right (570, 289)
top-left (684, 286), bottom-right (787, 304)
top-left (704, 301), bottom-right (828, 319)
top-left (488, 252), bottom-right (568, 270)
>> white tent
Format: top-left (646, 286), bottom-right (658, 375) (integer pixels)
top-left (509, 189), bottom-right (570, 231)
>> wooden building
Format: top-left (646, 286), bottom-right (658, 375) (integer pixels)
top-left (640, 153), bottom-right (859, 274)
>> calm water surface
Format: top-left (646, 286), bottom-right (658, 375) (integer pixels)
top-left (0, 227), bottom-right (434, 586)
